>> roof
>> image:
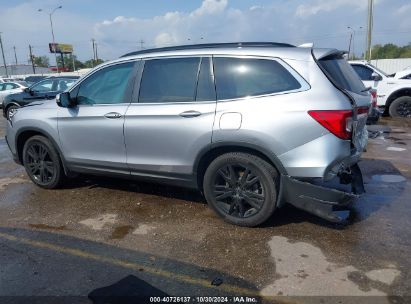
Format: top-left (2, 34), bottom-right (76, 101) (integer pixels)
top-left (121, 42), bottom-right (295, 58)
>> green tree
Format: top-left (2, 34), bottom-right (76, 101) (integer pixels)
top-left (56, 54), bottom-right (86, 72)
top-left (371, 43), bottom-right (411, 60)
top-left (33, 55), bottom-right (49, 67)
top-left (83, 58), bottom-right (104, 68)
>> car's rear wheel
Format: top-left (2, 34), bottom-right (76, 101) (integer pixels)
top-left (203, 152), bottom-right (279, 227)
top-left (22, 135), bottom-right (65, 189)
top-left (6, 105), bottom-right (19, 120)
top-left (389, 96), bottom-right (411, 118)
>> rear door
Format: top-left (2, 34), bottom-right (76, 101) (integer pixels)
top-left (124, 56), bottom-right (216, 181)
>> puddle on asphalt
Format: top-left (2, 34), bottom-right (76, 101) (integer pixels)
top-left (261, 236), bottom-right (400, 297)
top-left (110, 225), bottom-right (134, 239)
top-left (0, 176), bottom-right (28, 191)
top-left (372, 175), bottom-right (406, 183)
top-left (29, 223), bottom-right (67, 231)
top-left (386, 147), bottom-right (406, 152)
top-left (0, 139), bottom-right (13, 163)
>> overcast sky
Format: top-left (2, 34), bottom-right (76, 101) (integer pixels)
top-left (0, 0), bottom-right (410, 65)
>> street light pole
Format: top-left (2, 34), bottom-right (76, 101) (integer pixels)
top-left (347, 26), bottom-right (363, 60)
top-left (38, 6), bottom-right (62, 73)
top-left (0, 32), bottom-right (8, 77)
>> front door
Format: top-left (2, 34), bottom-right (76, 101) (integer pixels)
top-left (58, 61), bottom-right (137, 173)
top-left (124, 57), bottom-right (216, 181)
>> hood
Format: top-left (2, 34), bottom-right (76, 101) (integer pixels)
top-left (393, 69), bottom-right (411, 80)
top-left (22, 99), bottom-right (58, 109)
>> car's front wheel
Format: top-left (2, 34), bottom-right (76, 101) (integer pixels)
top-left (22, 135), bottom-right (65, 189)
top-left (203, 152), bottom-right (279, 227)
top-left (389, 96), bottom-right (411, 117)
top-left (6, 105), bottom-right (19, 120)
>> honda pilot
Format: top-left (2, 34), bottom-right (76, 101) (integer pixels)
top-left (5, 42), bottom-right (371, 226)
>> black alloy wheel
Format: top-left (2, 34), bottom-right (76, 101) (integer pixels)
top-left (213, 163), bottom-right (265, 218)
top-left (23, 135), bottom-right (64, 189)
top-left (203, 152), bottom-right (278, 227)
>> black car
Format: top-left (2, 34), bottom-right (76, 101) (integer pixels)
top-left (24, 75), bottom-right (48, 86)
top-left (3, 76), bottom-right (79, 119)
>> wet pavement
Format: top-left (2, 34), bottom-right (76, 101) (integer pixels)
top-left (0, 116), bottom-right (410, 303)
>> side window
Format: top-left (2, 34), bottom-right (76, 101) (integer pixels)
top-left (57, 79), bottom-right (76, 91)
top-left (5, 84), bottom-right (15, 90)
top-left (213, 57), bottom-right (302, 100)
top-left (32, 79), bottom-right (54, 92)
top-left (139, 57), bottom-right (200, 103)
top-left (196, 57), bottom-right (216, 101)
top-left (352, 65), bottom-right (374, 81)
top-left (0, 84), bottom-right (4, 91)
top-left (77, 62), bottom-right (134, 105)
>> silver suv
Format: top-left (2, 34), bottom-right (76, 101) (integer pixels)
top-left (5, 43), bottom-right (371, 226)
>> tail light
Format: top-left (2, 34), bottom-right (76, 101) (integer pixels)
top-left (308, 110), bottom-right (353, 140)
top-left (370, 90), bottom-right (377, 108)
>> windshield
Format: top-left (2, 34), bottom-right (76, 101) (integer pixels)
top-left (367, 63), bottom-right (389, 77)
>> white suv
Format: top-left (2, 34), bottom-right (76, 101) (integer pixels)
top-left (350, 61), bottom-right (411, 117)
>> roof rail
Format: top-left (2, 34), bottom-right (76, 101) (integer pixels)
top-left (120, 42), bottom-right (295, 58)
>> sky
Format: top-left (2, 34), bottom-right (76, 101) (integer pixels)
top-left (0, 0), bottom-right (410, 65)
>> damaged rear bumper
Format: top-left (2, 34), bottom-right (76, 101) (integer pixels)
top-left (278, 164), bottom-right (364, 223)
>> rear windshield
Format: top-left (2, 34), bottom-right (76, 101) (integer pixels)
top-left (318, 55), bottom-right (366, 94)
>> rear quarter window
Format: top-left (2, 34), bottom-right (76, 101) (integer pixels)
top-left (213, 57), bottom-right (302, 100)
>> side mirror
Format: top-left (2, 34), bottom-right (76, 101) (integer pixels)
top-left (56, 92), bottom-right (76, 108)
top-left (371, 72), bottom-right (382, 81)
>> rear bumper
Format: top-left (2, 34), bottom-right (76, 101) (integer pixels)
top-left (278, 163), bottom-right (364, 223)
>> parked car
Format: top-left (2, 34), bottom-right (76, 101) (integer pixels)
top-left (2, 76), bottom-right (79, 119)
top-left (349, 61), bottom-right (411, 117)
top-left (24, 75), bottom-right (48, 86)
top-left (6, 42), bottom-right (370, 226)
top-left (0, 81), bottom-right (28, 107)
top-left (391, 68), bottom-right (411, 80)
top-left (0, 77), bottom-right (19, 83)
top-left (366, 89), bottom-right (381, 124)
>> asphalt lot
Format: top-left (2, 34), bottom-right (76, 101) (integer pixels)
top-left (0, 116), bottom-right (410, 303)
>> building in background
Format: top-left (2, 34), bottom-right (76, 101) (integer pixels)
top-left (0, 64), bottom-right (51, 77)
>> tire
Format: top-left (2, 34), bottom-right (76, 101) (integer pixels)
top-left (389, 96), bottom-right (411, 118)
top-left (203, 152), bottom-right (279, 227)
top-left (22, 135), bottom-right (65, 189)
top-left (6, 105), bottom-right (19, 120)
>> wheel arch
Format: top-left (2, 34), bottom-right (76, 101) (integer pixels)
top-left (385, 88), bottom-right (411, 109)
top-left (194, 142), bottom-right (287, 190)
top-left (4, 102), bottom-right (20, 114)
top-left (15, 127), bottom-right (69, 175)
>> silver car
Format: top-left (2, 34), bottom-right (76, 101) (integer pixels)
top-left (5, 43), bottom-right (371, 226)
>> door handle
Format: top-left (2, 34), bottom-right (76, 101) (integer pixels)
top-left (179, 110), bottom-right (201, 118)
top-left (104, 112), bottom-right (122, 119)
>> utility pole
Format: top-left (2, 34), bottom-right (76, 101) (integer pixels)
top-left (366, 0), bottom-right (374, 61)
top-left (13, 46), bottom-right (18, 65)
top-left (71, 53), bottom-right (76, 72)
top-left (139, 39), bottom-right (145, 50)
top-left (347, 26), bottom-right (363, 60)
top-left (95, 42), bottom-right (99, 61)
top-left (29, 44), bottom-right (36, 74)
top-left (91, 38), bottom-right (96, 67)
top-left (0, 32), bottom-right (9, 77)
